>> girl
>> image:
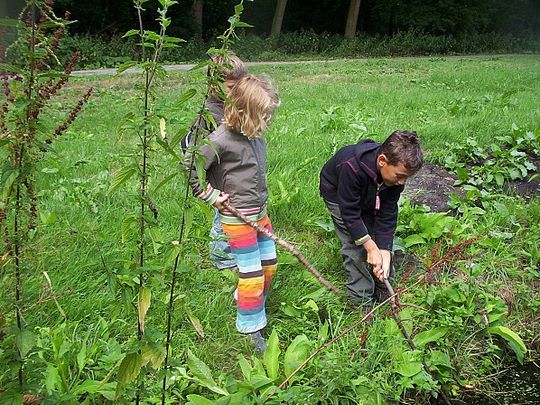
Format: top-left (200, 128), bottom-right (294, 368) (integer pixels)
top-left (186, 74), bottom-right (279, 353)
top-left (181, 53), bottom-right (247, 271)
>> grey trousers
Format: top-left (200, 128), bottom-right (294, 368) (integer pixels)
top-left (324, 200), bottom-right (391, 305)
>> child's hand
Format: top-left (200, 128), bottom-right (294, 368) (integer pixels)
top-left (380, 249), bottom-right (392, 280)
top-left (364, 240), bottom-right (383, 280)
top-left (213, 192), bottom-right (229, 212)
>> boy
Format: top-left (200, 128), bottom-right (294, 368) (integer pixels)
top-left (319, 130), bottom-right (423, 307)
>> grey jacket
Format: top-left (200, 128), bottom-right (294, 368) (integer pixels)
top-left (185, 124), bottom-right (268, 210)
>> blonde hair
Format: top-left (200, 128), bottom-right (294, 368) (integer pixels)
top-left (224, 75), bottom-right (279, 139)
top-left (209, 53), bottom-right (247, 82)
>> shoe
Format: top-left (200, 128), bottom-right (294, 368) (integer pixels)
top-left (249, 331), bottom-right (267, 355)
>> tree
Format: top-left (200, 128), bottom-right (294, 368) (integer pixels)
top-left (344, 0), bottom-right (361, 38)
top-left (191, 0), bottom-right (204, 37)
top-left (271, 0), bottom-right (288, 35)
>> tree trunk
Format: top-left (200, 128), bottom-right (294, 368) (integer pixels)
top-left (191, 0), bottom-right (203, 38)
top-left (344, 0), bottom-right (362, 39)
top-left (271, 0), bottom-right (288, 36)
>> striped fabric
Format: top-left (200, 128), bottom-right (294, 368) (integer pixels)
top-left (222, 215), bottom-right (277, 334)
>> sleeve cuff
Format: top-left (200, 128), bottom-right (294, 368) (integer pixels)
top-left (203, 187), bottom-right (221, 205)
top-left (354, 235), bottom-right (371, 246)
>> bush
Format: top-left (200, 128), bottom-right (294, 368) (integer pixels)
top-left (12, 30), bottom-right (537, 70)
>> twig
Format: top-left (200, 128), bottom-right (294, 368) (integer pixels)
top-left (223, 201), bottom-right (342, 295)
top-left (384, 279), bottom-right (452, 405)
top-left (272, 277), bottom-right (425, 395)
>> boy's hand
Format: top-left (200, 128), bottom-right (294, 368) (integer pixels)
top-left (364, 240), bottom-right (383, 280)
top-left (380, 249), bottom-right (392, 280)
top-left (213, 192), bottom-right (229, 212)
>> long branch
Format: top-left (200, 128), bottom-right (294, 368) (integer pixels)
top-left (223, 201), bottom-right (342, 295)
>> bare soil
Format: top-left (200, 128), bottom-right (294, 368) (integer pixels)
top-left (403, 159), bottom-right (540, 213)
top-left (403, 161), bottom-right (462, 212)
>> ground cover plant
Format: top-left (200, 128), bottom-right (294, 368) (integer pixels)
top-left (1, 30), bottom-right (539, 405)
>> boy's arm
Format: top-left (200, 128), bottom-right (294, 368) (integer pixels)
top-left (336, 167), bottom-right (384, 276)
top-left (373, 187), bottom-right (403, 251)
top-left (335, 167), bottom-right (371, 245)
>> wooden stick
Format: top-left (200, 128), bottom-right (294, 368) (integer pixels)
top-left (223, 201), bottom-right (342, 295)
top-left (383, 279), bottom-right (452, 405)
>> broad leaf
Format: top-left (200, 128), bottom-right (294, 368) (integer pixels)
top-left (263, 329), bottom-right (280, 380)
top-left (395, 361), bottom-right (423, 377)
top-left (283, 334), bottom-right (310, 378)
top-left (403, 234), bottom-right (426, 248)
top-left (413, 327), bottom-right (449, 347)
top-left (488, 325), bottom-right (527, 364)
top-left (187, 349), bottom-right (228, 395)
top-left (117, 352), bottom-right (143, 386)
top-left (186, 395), bottom-right (214, 405)
top-left (15, 329), bottom-right (35, 358)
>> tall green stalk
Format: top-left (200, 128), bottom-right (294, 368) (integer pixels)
top-left (160, 2), bottom-right (250, 402)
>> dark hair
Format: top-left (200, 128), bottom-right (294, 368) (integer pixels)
top-left (379, 130), bottom-right (424, 172)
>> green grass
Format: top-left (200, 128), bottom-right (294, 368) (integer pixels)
top-left (1, 55), bottom-right (539, 402)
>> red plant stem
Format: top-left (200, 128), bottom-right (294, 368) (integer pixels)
top-left (223, 201), bottom-right (342, 295)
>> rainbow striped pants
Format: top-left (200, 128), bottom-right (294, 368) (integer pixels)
top-left (222, 215), bottom-right (277, 334)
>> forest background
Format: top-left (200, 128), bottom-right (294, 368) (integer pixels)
top-left (1, 0), bottom-right (540, 69)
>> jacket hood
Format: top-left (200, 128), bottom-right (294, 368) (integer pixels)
top-left (354, 140), bottom-right (380, 181)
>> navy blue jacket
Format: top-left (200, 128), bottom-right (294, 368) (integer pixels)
top-left (319, 140), bottom-right (403, 250)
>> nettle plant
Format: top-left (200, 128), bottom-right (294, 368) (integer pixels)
top-left (106, 0), bottom-right (187, 401)
top-left (0, 0), bottom-right (91, 397)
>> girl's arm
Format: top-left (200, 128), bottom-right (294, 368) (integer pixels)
top-left (181, 137), bottom-right (222, 205)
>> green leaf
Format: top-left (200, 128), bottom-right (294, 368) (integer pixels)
top-left (1, 168), bottom-right (19, 200)
top-left (73, 380), bottom-right (116, 399)
top-left (187, 349), bottom-right (229, 395)
top-left (403, 234), bottom-right (426, 248)
top-left (413, 327), bottom-right (449, 348)
top-left (0, 63), bottom-right (23, 74)
top-left (0, 18), bottom-right (21, 28)
top-left (117, 352), bottom-right (143, 386)
top-left (15, 329), bottom-right (35, 358)
top-left (264, 329), bottom-right (280, 380)
top-left (138, 286), bottom-right (151, 334)
top-left (283, 334), bottom-right (310, 378)
top-left (488, 325), bottom-right (527, 364)
top-left (237, 354), bottom-right (252, 380)
top-left (116, 61), bottom-right (138, 74)
top-left (141, 345), bottom-right (165, 369)
top-left (395, 361), bottom-right (423, 377)
top-left (108, 165), bottom-right (137, 194)
top-left (45, 364), bottom-right (60, 393)
top-left (175, 88), bottom-right (197, 106)
top-left (153, 172), bottom-right (179, 193)
top-left (122, 29), bottom-right (140, 38)
top-left (186, 395), bottom-right (214, 405)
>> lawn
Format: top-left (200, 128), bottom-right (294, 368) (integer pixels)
top-left (1, 54), bottom-right (539, 403)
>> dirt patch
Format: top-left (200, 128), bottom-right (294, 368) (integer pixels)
top-left (403, 159), bottom-right (539, 213)
top-left (503, 155), bottom-right (540, 200)
top-left (403, 162), bottom-right (462, 212)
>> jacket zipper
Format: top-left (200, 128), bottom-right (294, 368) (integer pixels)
top-left (375, 182), bottom-right (382, 213)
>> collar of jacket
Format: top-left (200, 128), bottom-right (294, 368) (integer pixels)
top-left (354, 140), bottom-right (382, 183)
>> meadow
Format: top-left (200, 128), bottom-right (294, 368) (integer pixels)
top-left (1, 55), bottom-right (539, 403)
